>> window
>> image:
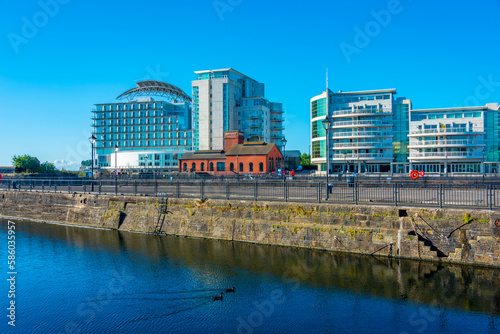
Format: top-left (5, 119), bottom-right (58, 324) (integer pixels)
top-left (230, 162), bottom-right (234, 172)
top-left (259, 162), bottom-right (264, 172)
top-left (191, 162), bottom-right (196, 172)
top-left (183, 163), bottom-right (187, 172)
top-left (217, 162), bottom-right (225, 171)
top-left (201, 162), bottom-right (205, 171)
top-left (249, 162), bottom-right (253, 172)
top-left (210, 162), bottom-right (214, 171)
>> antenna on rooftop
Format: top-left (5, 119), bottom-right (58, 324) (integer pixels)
top-left (326, 68), bottom-right (328, 93)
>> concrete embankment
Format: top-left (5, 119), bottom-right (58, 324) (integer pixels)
top-left (1, 190), bottom-right (499, 267)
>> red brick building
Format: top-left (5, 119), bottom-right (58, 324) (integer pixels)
top-left (179, 132), bottom-right (284, 174)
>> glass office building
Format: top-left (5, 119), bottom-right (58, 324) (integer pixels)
top-left (311, 89), bottom-right (412, 174)
top-left (91, 81), bottom-right (193, 173)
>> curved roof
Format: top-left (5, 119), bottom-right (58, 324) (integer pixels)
top-left (116, 80), bottom-right (191, 103)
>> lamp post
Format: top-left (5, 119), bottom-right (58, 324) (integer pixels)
top-left (89, 134), bottom-right (96, 192)
top-left (482, 149), bottom-right (485, 182)
top-left (322, 117), bottom-right (331, 200)
top-left (114, 144), bottom-right (119, 180)
top-left (282, 138), bottom-right (287, 170)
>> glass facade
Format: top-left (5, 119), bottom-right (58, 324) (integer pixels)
top-left (311, 98), bottom-right (326, 119)
top-left (92, 98), bottom-right (192, 170)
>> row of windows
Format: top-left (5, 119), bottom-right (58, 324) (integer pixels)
top-left (411, 111), bottom-right (482, 121)
top-left (95, 128), bottom-right (190, 137)
top-left (93, 111), bottom-right (176, 119)
top-left (94, 118), bottom-right (180, 126)
top-left (100, 133), bottom-right (188, 140)
top-left (95, 103), bottom-right (163, 111)
top-left (331, 94), bottom-right (391, 103)
top-left (183, 162), bottom-right (264, 172)
top-left (97, 140), bottom-right (192, 148)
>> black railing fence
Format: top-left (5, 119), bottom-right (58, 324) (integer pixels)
top-left (0, 178), bottom-right (497, 210)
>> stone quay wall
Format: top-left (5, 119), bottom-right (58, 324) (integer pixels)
top-left (1, 190), bottom-right (499, 267)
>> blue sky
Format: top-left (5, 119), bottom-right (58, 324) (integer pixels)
top-left (1, 0), bottom-right (499, 170)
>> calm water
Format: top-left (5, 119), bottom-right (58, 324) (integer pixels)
top-left (1, 218), bottom-right (499, 334)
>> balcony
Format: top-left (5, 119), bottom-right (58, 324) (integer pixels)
top-left (330, 120), bottom-right (393, 128)
top-left (271, 117), bottom-right (283, 122)
top-left (330, 109), bottom-right (393, 117)
top-left (270, 109), bottom-right (284, 114)
top-left (409, 152), bottom-right (483, 159)
top-left (331, 153), bottom-right (393, 160)
top-left (409, 128), bottom-right (484, 136)
top-left (331, 131), bottom-right (393, 138)
top-left (408, 139), bottom-right (484, 148)
top-left (249, 123), bottom-right (260, 129)
top-left (331, 142), bottom-right (393, 149)
top-left (249, 114), bottom-right (261, 120)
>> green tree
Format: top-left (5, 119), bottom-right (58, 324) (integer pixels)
top-left (39, 162), bottom-right (57, 173)
top-left (300, 153), bottom-right (311, 166)
top-left (12, 155), bottom-right (40, 173)
top-left (81, 160), bottom-right (92, 167)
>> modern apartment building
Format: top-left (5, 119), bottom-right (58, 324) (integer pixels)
top-left (192, 68), bottom-right (285, 152)
top-left (408, 103), bottom-right (499, 174)
top-left (91, 80), bottom-right (193, 172)
top-left (311, 89), bottom-right (411, 174)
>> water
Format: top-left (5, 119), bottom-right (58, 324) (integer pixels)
top-left (1, 218), bottom-right (499, 334)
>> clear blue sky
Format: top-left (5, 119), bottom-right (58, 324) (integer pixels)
top-left (1, 0), bottom-right (499, 170)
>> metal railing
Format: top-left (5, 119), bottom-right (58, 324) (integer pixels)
top-left (1, 178), bottom-right (497, 210)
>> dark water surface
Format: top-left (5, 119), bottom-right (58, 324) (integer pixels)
top-left (1, 218), bottom-right (499, 334)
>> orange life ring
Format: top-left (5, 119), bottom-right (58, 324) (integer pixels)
top-left (410, 170), bottom-right (419, 180)
top-left (419, 170), bottom-right (425, 177)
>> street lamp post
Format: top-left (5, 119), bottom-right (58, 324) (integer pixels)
top-left (282, 138), bottom-right (287, 170)
top-left (482, 149), bottom-right (485, 182)
top-left (89, 134), bottom-right (96, 192)
top-left (114, 143), bottom-right (119, 178)
top-left (322, 117), bottom-right (331, 200)
top-left (114, 144), bottom-right (119, 195)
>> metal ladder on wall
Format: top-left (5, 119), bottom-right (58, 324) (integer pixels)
top-left (152, 192), bottom-right (171, 235)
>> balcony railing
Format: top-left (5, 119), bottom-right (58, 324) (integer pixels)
top-left (331, 120), bottom-right (393, 127)
top-left (410, 152), bottom-right (483, 158)
top-left (331, 131), bottom-right (393, 138)
top-left (331, 153), bottom-right (393, 159)
top-left (330, 109), bottom-right (392, 117)
top-left (409, 128), bottom-right (482, 135)
top-left (409, 139), bottom-right (484, 147)
top-left (332, 142), bottom-right (393, 148)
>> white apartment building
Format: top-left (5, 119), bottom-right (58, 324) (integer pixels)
top-left (408, 103), bottom-right (499, 174)
top-left (192, 68), bottom-right (285, 152)
top-left (311, 89), bottom-right (411, 174)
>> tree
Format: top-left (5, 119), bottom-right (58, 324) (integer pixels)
top-left (39, 162), bottom-right (57, 173)
top-left (81, 160), bottom-right (92, 167)
top-left (300, 153), bottom-right (311, 166)
top-left (12, 155), bottom-right (40, 173)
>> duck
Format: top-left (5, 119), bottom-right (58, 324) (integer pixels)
top-left (225, 287), bottom-right (235, 293)
top-left (212, 292), bottom-right (223, 301)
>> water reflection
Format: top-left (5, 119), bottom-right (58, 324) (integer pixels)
top-left (16, 219), bottom-right (500, 316)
